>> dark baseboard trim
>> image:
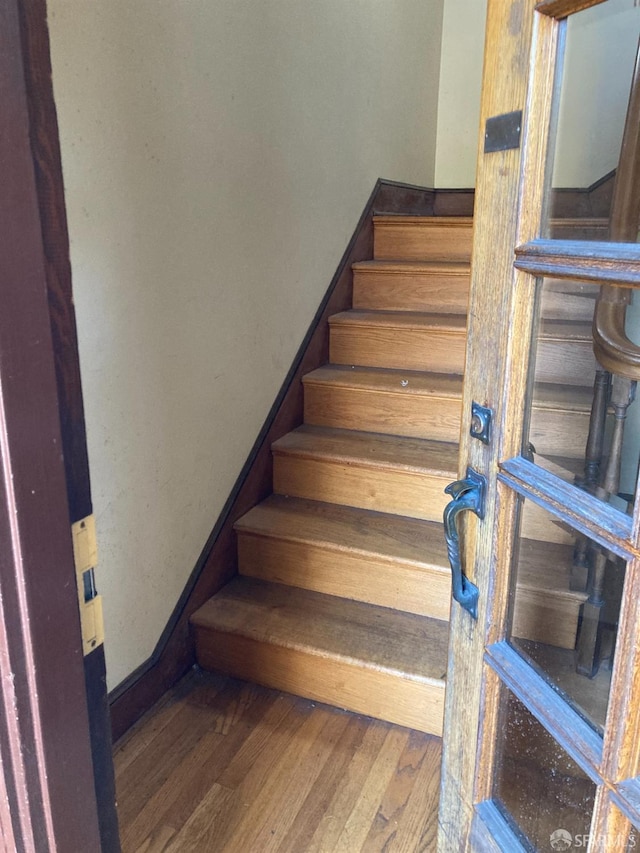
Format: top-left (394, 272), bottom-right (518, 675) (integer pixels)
top-left (109, 177), bottom-right (440, 740)
top-left (549, 170), bottom-right (615, 219)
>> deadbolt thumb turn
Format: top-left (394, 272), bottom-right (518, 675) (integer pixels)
top-left (443, 468), bottom-right (486, 619)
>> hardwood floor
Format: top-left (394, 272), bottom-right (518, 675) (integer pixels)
top-left (114, 668), bottom-right (441, 852)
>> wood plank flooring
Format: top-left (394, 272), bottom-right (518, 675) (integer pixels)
top-left (114, 669), bottom-right (441, 852)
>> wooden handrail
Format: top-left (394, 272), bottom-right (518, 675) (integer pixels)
top-left (576, 40), bottom-right (640, 678)
top-left (592, 37), bottom-right (640, 379)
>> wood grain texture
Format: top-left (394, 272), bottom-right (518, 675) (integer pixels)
top-left (373, 216), bottom-right (473, 262)
top-left (235, 495), bottom-right (586, 643)
top-left (516, 238), bottom-right (640, 286)
top-left (272, 426), bottom-right (457, 522)
top-left (236, 495), bottom-right (453, 620)
top-left (535, 0), bottom-right (607, 18)
top-left (192, 578), bottom-right (448, 735)
top-left (329, 310), bottom-right (467, 373)
top-left (303, 364), bottom-right (590, 455)
top-left (352, 260), bottom-right (470, 313)
top-left (438, 1), bottom-right (545, 847)
top-left (115, 670), bottom-right (442, 853)
top-left (0, 3), bottom-right (105, 849)
top-left (303, 364), bottom-right (462, 442)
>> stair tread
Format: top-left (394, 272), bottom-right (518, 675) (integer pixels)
top-left (328, 309), bottom-right (467, 331)
top-left (235, 495), bottom-right (449, 568)
top-left (236, 495), bottom-right (585, 601)
top-left (303, 365), bottom-right (462, 398)
top-left (352, 259), bottom-right (471, 274)
top-left (303, 365), bottom-right (593, 412)
top-left (272, 425), bottom-right (459, 476)
top-left (191, 577), bottom-right (449, 683)
top-left (516, 539), bottom-right (589, 600)
top-left (373, 215), bottom-right (474, 227)
top-left (329, 310), bottom-right (591, 342)
top-left (539, 318), bottom-right (593, 340)
top-left (532, 382), bottom-right (593, 412)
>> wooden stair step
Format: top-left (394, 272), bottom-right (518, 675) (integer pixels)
top-left (303, 365), bottom-right (592, 456)
top-left (235, 496), bottom-right (586, 649)
top-left (328, 310), bottom-right (595, 386)
top-left (373, 215), bottom-right (473, 262)
top-left (513, 538), bottom-right (588, 649)
top-left (540, 278), bottom-right (599, 322)
top-left (548, 217), bottom-right (609, 240)
top-left (191, 576), bottom-right (448, 735)
top-left (530, 382), bottom-right (592, 458)
top-left (235, 495), bottom-right (452, 621)
top-left (536, 318), bottom-right (596, 386)
top-left (272, 425), bottom-right (457, 522)
top-left (328, 310), bottom-right (467, 374)
top-left (303, 365), bottom-right (462, 443)
top-left (352, 260), bottom-right (470, 313)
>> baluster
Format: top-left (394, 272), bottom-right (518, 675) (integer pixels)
top-left (583, 365), bottom-right (611, 489)
top-left (576, 376), bottom-right (636, 677)
top-left (571, 367), bottom-right (610, 591)
top-left (571, 538), bottom-right (589, 593)
top-left (597, 376), bottom-right (636, 501)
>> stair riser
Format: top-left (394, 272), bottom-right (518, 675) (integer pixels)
top-left (353, 270), bottom-right (469, 313)
top-left (535, 340), bottom-right (596, 386)
top-left (238, 531), bottom-right (580, 648)
top-left (330, 326), bottom-right (466, 374)
top-left (540, 282), bottom-right (597, 322)
top-left (194, 629), bottom-right (445, 735)
top-left (273, 456), bottom-right (450, 522)
top-left (303, 384), bottom-right (461, 443)
top-left (513, 591), bottom-right (581, 650)
top-left (237, 532), bottom-right (452, 620)
top-left (529, 408), bottom-right (589, 458)
top-left (330, 325), bottom-right (592, 384)
top-left (374, 222), bottom-right (472, 262)
top-left (304, 383), bottom-right (589, 457)
top-left (522, 501), bottom-right (573, 545)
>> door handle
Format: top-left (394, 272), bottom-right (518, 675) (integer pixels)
top-left (443, 468), bottom-right (486, 619)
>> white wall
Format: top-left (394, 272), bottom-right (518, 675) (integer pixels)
top-left (48, 0), bottom-right (444, 690)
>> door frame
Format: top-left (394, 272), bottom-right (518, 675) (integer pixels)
top-left (0, 1), bottom-right (116, 848)
top-left (439, 0), bottom-right (640, 849)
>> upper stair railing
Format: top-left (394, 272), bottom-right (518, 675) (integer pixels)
top-left (592, 36), bottom-right (640, 379)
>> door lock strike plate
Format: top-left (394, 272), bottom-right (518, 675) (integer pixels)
top-left (72, 515), bottom-right (104, 655)
top-left (470, 402), bottom-right (493, 445)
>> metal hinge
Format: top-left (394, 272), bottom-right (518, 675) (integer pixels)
top-left (71, 515), bottom-right (104, 655)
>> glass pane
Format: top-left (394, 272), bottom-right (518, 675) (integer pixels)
top-left (544, 0), bottom-right (640, 241)
top-left (525, 276), bottom-right (640, 515)
top-left (511, 499), bottom-right (625, 733)
top-left (493, 688), bottom-right (596, 850)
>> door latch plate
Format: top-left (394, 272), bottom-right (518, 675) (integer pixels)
top-left (470, 401), bottom-right (493, 444)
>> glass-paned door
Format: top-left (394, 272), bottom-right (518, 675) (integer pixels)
top-left (438, 2), bottom-right (640, 850)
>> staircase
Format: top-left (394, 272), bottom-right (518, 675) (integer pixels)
top-left (190, 214), bottom-right (595, 737)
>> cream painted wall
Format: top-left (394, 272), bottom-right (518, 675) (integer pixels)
top-left (48, 0), bottom-right (444, 689)
top-left (434, 0), bottom-right (487, 188)
top-left (436, 0), bottom-right (640, 189)
top-left (554, 0), bottom-right (640, 187)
